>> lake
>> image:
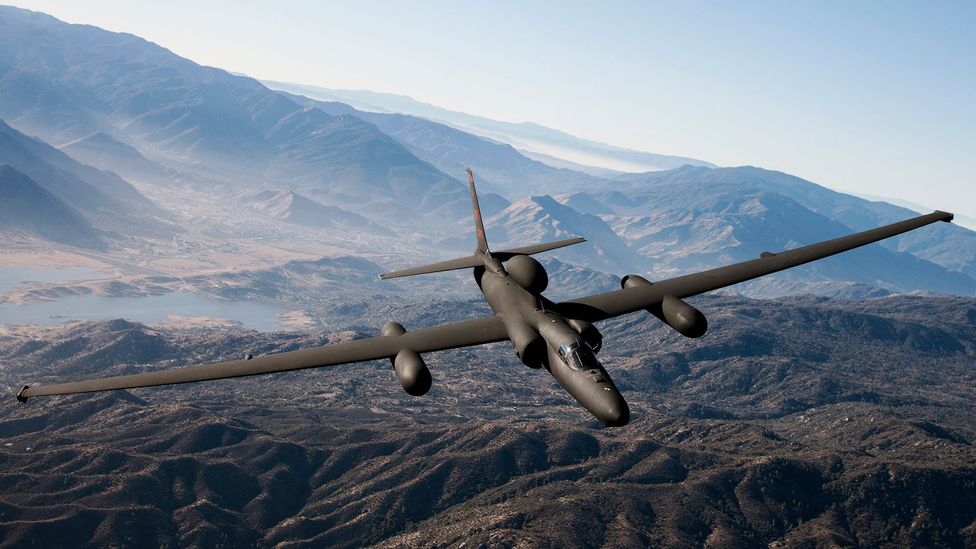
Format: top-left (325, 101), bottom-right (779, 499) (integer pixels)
top-left (0, 266), bottom-right (299, 330)
top-left (0, 288), bottom-right (295, 331)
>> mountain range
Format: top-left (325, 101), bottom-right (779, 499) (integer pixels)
top-left (608, 166), bottom-right (976, 279)
top-left (0, 2), bottom-right (973, 300)
top-left (275, 90), bottom-right (975, 297)
top-left (263, 80), bottom-right (716, 174)
top-left (0, 6), bottom-right (468, 222)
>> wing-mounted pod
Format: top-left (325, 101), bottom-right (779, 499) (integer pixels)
top-left (621, 274), bottom-right (654, 290)
top-left (381, 322), bottom-right (432, 396)
top-left (621, 275), bottom-right (708, 338)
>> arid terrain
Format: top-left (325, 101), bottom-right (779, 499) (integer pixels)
top-left (2, 294), bottom-right (974, 547)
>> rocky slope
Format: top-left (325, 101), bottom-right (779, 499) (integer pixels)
top-left (0, 119), bottom-right (162, 227)
top-left (485, 195), bottom-right (645, 274)
top-left (612, 165), bottom-right (976, 279)
top-left (58, 131), bottom-right (175, 187)
top-left (0, 164), bottom-right (102, 248)
top-left (245, 190), bottom-right (392, 236)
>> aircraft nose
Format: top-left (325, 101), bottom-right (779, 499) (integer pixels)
top-left (598, 396), bottom-right (630, 427)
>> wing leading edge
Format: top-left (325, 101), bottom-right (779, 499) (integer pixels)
top-left (17, 315), bottom-right (508, 401)
top-left (557, 210), bottom-right (954, 322)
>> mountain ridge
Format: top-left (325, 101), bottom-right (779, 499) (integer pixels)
top-left (280, 91), bottom-right (619, 199)
top-left (0, 164), bottom-right (102, 248)
top-left (262, 79), bottom-right (716, 174)
top-left (0, 6), bottom-right (472, 225)
top-left (610, 165), bottom-right (976, 279)
top-left (245, 189), bottom-right (393, 236)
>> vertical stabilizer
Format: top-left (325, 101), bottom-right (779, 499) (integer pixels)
top-left (467, 167), bottom-right (490, 253)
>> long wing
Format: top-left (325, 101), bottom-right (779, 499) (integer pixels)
top-left (556, 210), bottom-right (955, 322)
top-left (16, 210), bottom-right (952, 402)
top-left (17, 316), bottom-right (508, 401)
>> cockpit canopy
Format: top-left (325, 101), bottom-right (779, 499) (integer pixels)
top-left (557, 341), bottom-right (601, 371)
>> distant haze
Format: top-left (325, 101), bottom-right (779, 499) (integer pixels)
top-left (9, 0), bottom-right (974, 219)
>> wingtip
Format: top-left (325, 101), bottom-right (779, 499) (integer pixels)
top-left (934, 210), bottom-right (954, 222)
top-left (15, 385), bottom-right (29, 403)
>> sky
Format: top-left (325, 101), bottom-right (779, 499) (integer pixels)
top-left (11, 1), bottom-right (976, 219)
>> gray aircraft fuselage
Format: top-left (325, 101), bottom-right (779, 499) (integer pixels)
top-left (473, 249), bottom-right (629, 426)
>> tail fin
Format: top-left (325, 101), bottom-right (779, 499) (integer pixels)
top-left (467, 168), bottom-right (489, 253)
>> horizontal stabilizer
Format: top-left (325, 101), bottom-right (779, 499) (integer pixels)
top-left (494, 237), bottom-right (586, 260)
top-left (379, 255), bottom-right (483, 280)
top-left (379, 237), bottom-right (586, 280)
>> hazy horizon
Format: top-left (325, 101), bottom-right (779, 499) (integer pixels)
top-left (7, 1), bottom-right (975, 220)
